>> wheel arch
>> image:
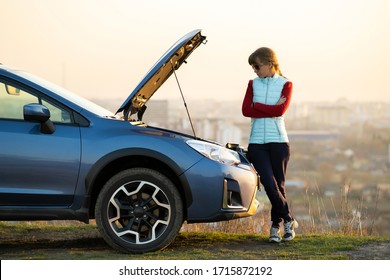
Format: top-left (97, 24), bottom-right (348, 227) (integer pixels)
top-left (85, 148), bottom-right (192, 219)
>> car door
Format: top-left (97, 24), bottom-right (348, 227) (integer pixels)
top-left (0, 80), bottom-right (81, 206)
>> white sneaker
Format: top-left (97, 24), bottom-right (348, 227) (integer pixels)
top-left (269, 227), bottom-right (282, 243)
top-left (283, 219), bottom-right (298, 241)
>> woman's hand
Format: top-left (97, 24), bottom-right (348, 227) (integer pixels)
top-left (276, 96), bottom-right (286, 105)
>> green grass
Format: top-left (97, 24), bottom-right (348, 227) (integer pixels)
top-left (0, 222), bottom-right (389, 260)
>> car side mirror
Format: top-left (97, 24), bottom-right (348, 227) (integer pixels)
top-left (23, 103), bottom-right (56, 134)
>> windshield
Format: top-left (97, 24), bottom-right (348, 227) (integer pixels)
top-left (13, 69), bottom-right (116, 117)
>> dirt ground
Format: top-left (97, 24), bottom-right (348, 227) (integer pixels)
top-left (340, 242), bottom-right (390, 260)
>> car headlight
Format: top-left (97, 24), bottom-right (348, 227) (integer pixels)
top-left (186, 139), bottom-right (241, 165)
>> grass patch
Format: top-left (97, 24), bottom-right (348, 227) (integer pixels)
top-left (1, 222), bottom-right (388, 260)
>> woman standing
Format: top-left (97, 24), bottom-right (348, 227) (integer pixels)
top-left (242, 47), bottom-right (298, 243)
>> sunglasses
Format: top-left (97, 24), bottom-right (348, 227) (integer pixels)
top-left (252, 64), bottom-right (265, 71)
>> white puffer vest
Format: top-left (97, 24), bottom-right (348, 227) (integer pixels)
top-left (249, 73), bottom-right (289, 144)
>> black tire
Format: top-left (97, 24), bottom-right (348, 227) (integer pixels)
top-left (95, 168), bottom-right (183, 253)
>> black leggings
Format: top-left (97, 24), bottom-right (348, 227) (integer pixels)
top-left (247, 143), bottom-right (292, 228)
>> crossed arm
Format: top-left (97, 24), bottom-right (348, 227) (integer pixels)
top-left (241, 80), bottom-right (293, 118)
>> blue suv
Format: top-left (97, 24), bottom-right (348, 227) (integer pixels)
top-left (0, 30), bottom-right (259, 253)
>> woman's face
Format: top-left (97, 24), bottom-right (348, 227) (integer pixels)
top-left (251, 58), bottom-right (274, 78)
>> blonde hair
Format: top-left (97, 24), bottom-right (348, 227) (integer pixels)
top-left (248, 47), bottom-right (283, 77)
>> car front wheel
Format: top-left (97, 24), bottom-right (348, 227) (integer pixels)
top-left (95, 168), bottom-right (183, 253)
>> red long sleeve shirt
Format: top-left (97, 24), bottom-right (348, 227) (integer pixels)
top-left (241, 80), bottom-right (293, 118)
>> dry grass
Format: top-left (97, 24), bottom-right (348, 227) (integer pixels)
top-left (181, 182), bottom-right (383, 237)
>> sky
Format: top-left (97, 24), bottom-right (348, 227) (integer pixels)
top-left (1, 0), bottom-right (389, 105)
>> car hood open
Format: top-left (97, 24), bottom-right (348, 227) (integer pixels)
top-left (116, 29), bottom-right (206, 120)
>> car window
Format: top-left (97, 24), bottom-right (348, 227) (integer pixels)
top-left (42, 99), bottom-right (72, 123)
top-left (0, 81), bottom-right (38, 120)
top-left (0, 81), bottom-right (71, 123)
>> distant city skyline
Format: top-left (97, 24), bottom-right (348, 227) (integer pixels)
top-left (92, 96), bottom-right (390, 117)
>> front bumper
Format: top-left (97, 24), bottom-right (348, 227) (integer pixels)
top-left (182, 157), bottom-right (260, 223)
